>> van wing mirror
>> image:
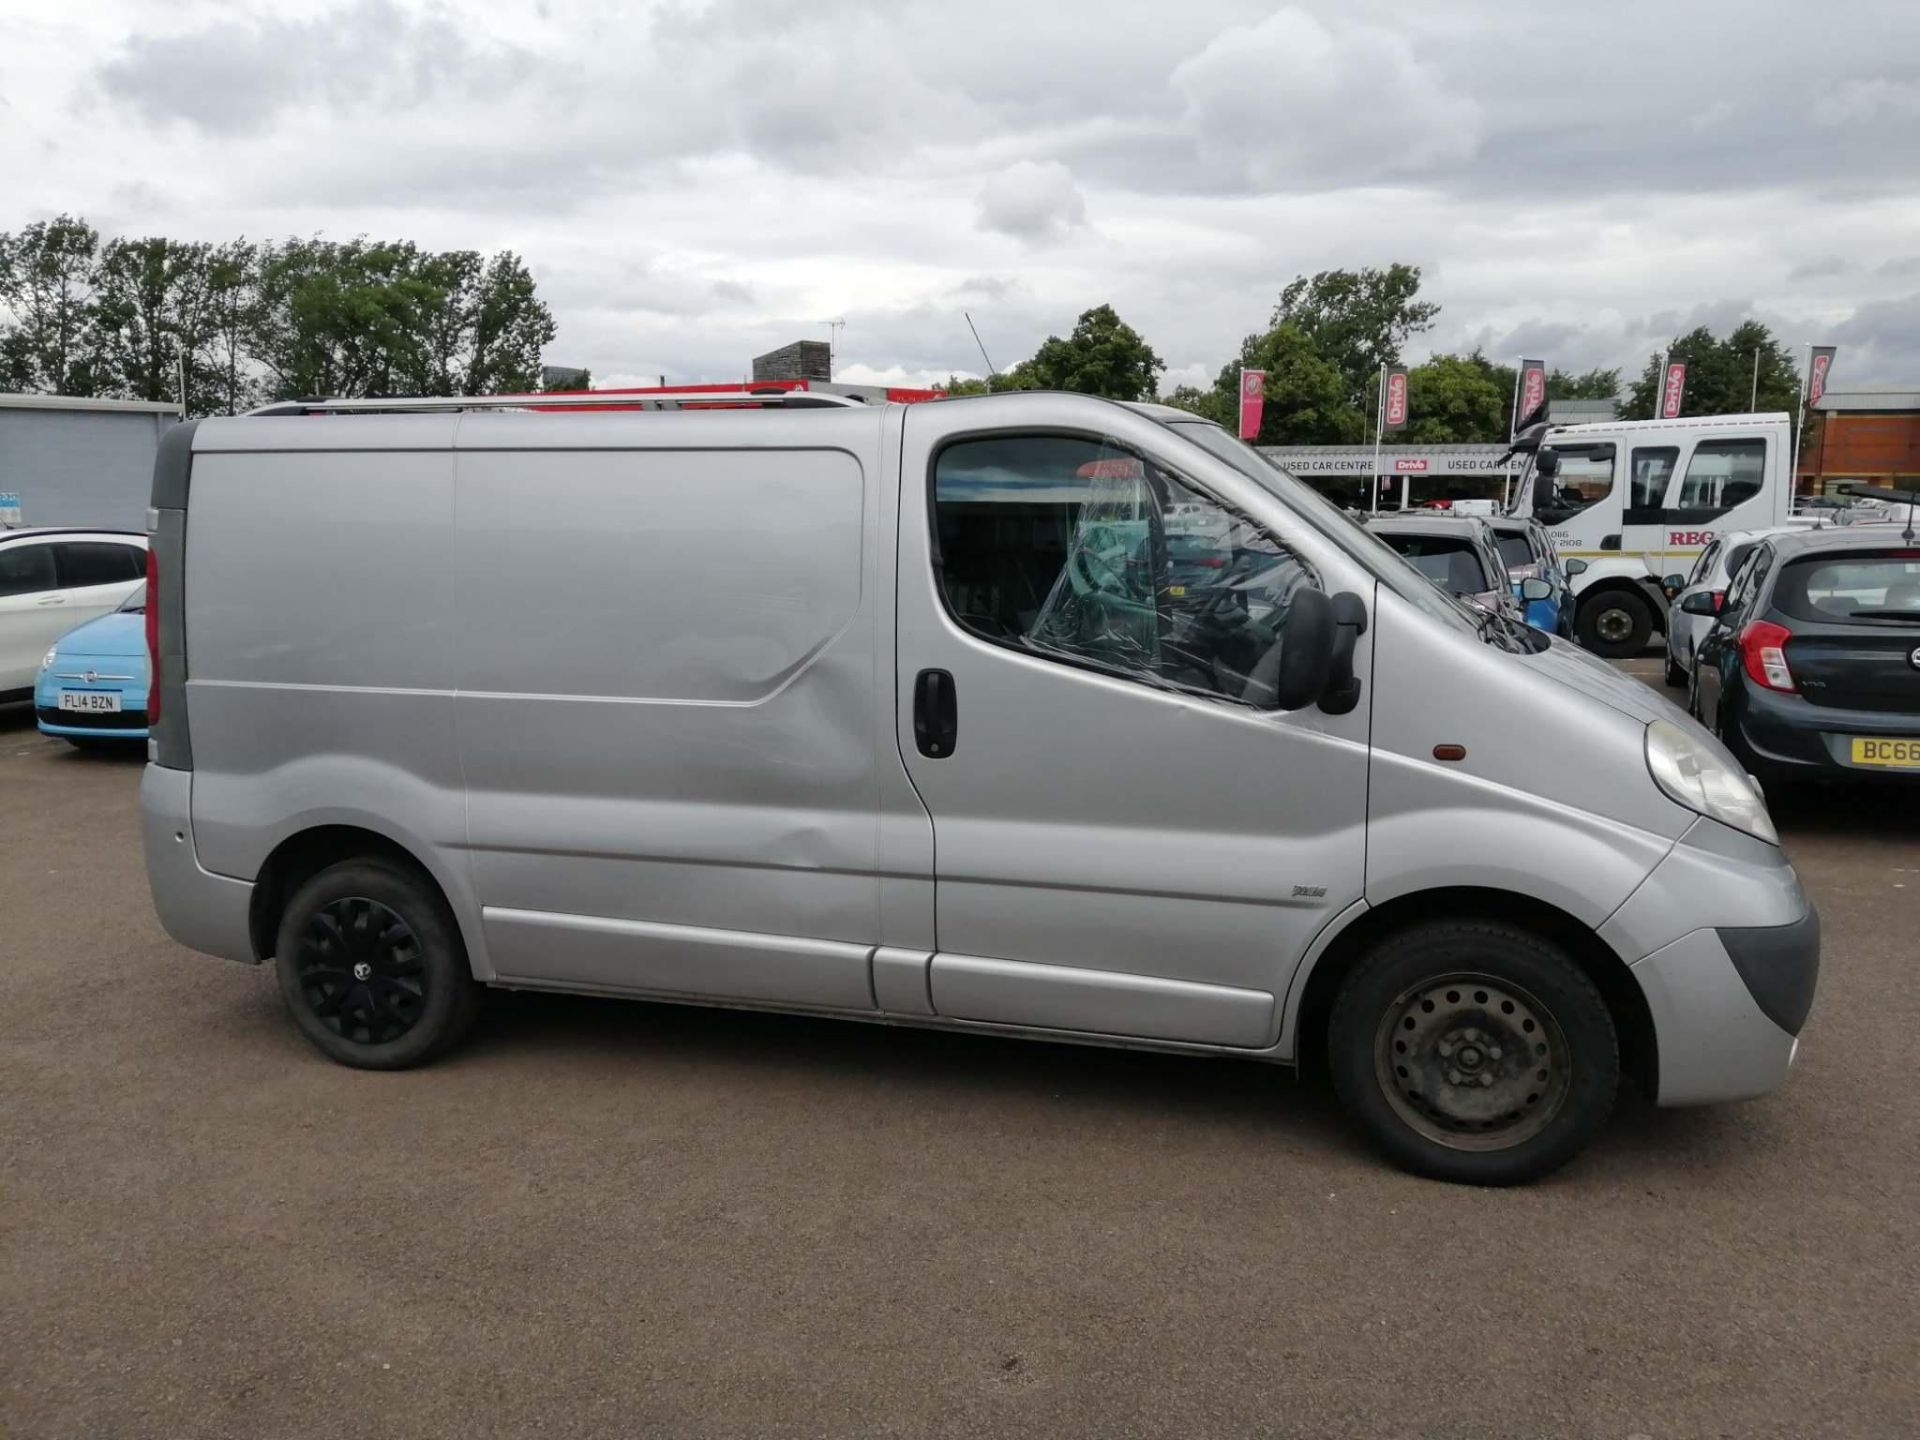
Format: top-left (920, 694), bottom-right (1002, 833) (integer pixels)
top-left (1563, 558), bottom-right (1587, 576)
top-left (1245, 587), bottom-right (1334, 711)
top-left (1319, 591), bottom-right (1369, 716)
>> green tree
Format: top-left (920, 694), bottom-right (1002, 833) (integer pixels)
top-left (992, 304), bottom-right (1164, 400)
top-left (1621, 321), bottom-right (1798, 420)
top-left (0, 214), bottom-right (104, 394)
top-left (90, 236), bottom-right (215, 407)
top-left (198, 240), bottom-right (260, 415)
top-left (938, 373), bottom-right (991, 396)
top-left (1550, 365), bottom-right (1621, 401)
top-left (541, 366), bottom-right (592, 392)
top-left (1272, 264), bottom-right (1439, 412)
top-left (249, 238), bottom-right (555, 400)
top-left (1197, 323), bottom-right (1364, 445)
top-left (1400, 353), bottom-right (1508, 444)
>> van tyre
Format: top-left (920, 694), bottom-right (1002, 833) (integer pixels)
top-left (1576, 589), bottom-right (1653, 658)
top-left (1328, 920), bottom-right (1618, 1186)
top-left (1664, 651), bottom-right (1686, 689)
top-left (274, 860), bottom-right (483, 1070)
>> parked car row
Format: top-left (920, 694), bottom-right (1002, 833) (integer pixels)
top-left (0, 528), bottom-right (151, 747)
top-left (1364, 512), bottom-right (1584, 640)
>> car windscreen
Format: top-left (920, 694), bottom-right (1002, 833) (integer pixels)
top-left (1373, 534), bottom-right (1490, 594)
top-left (1492, 532), bottom-right (1533, 570)
top-left (1775, 552), bottom-right (1920, 624)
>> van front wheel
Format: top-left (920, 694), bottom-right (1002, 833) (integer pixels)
top-left (1576, 590), bottom-right (1652, 657)
top-left (273, 860), bottom-right (483, 1070)
top-left (1328, 920), bottom-right (1618, 1185)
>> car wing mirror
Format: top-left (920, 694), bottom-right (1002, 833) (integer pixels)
top-left (1520, 577), bottom-right (1553, 601)
top-left (1680, 591), bottom-right (1722, 617)
top-left (1563, 558), bottom-right (1587, 576)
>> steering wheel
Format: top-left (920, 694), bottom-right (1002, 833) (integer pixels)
top-left (1069, 538), bottom-right (1132, 598)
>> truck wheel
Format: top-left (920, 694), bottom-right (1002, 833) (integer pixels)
top-left (274, 859), bottom-right (483, 1070)
top-left (1328, 920), bottom-right (1618, 1186)
top-left (1576, 590), bottom-right (1652, 657)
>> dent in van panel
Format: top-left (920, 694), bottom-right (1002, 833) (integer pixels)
top-left (453, 442), bottom-right (887, 970)
top-left (453, 448), bottom-right (863, 703)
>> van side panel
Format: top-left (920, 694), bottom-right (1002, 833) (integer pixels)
top-left (183, 450), bottom-right (467, 922)
top-left (453, 441), bottom-right (883, 1007)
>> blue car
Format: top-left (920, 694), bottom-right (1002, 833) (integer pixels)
top-left (34, 590), bottom-right (150, 748)
top-left (1488, 517), bottom-right (1582, 638)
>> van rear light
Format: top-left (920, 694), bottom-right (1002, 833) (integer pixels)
top-left (144, 548), bottom-right (161, 724)
top-left (1738, 619), bottom-right (1796, 693)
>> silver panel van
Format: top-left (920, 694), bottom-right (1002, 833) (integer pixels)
top-left (141, 392), bottom-right (1818, 1184)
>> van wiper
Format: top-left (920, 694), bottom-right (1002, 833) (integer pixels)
top-left (1846, 608), bottom-right (1920, 620)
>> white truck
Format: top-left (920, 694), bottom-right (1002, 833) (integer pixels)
top-left (1508, 412), bottom-right (1794, 656)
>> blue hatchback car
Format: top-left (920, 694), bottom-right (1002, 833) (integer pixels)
top-left (34, 590), bottom-right (150, 748)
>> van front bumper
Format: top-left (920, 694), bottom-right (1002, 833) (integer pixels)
top-left (1601, 818), bottom-right (1817, 1106)
top-left (141, 763), bottom-right (257, 964)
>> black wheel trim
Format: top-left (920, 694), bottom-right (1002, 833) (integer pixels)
top-left (1373, 971), bottom-right (1574, 1153)
top-left (292, 897), bottom-right (428, 1046)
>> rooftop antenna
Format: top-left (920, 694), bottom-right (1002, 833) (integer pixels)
top-left (964, 311), bottom-right (998, 379)
top-left (823, 319), bottom-right (846, 378)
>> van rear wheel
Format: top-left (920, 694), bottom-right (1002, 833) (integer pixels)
top-left (273, 860), bottom-right (483, 1070)
top-left (1328, 920), bottom-right (1618, 1185)
top-left (1576, 589), bottom-right (1653, 657)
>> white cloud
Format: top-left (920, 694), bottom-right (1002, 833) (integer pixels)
top-left (1171, 8), bottom-right (1483, 188)
top-left (976, 161), bottom-right (1088, 243)
top-left (1, 0), bottom-right (1915, 392)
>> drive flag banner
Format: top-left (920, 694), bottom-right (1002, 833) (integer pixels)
top-left (1383, 366), bottom-right (1410, 432)
top-left (1661, 360), bottom-right (1687, 419)
top-left (1238, 369), bottom-right (1266, 440)
top-left (1517, 359), bottom-right (1547, 427)
top-left (1808, 346), bottom-right (1837, 406)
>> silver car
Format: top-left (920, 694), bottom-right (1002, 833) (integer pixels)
top-left (1364, 513), bottom-right (1546, 623)
top-left (141, 391), bottom-right (1818, 1185)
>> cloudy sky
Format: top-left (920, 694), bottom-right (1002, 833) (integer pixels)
top-left (4, 0), bottom-right (1918, 393)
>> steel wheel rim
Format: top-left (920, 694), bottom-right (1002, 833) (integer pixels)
top-left (1373, 972), bottom-right (1572, 1152)
top-left (1595, 606), bottom-right (1634, 643)
top-left (293, 897), bottom-right (427, 1045)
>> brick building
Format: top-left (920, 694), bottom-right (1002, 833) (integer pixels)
top-left (1799, 387), bottom-right (1920, 495)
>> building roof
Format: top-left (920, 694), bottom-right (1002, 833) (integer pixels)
top-left (1814, 387), bottom-right (1920, 413)
top-left (0, 393), bottom-right (182, 416)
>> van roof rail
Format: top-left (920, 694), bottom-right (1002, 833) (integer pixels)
top-left (245, 387), bottom-right (868, 417)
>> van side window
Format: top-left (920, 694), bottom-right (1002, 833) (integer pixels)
top-left (0, 542), bottom-right (57, 597)
top-left (933, 435), bottom-right (1317, 706)
top-left (1627, 446), bottom-right (1678, 525)
top-left (1538, 444), bottom-right (1616, 520)
top-left (1671, 439), bottom-right (1765, 521)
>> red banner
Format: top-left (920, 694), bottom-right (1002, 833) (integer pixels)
top-left (1238, 369), bottom-right (1265, 440)
top-left (1808, 346), bottom-right (1836, 405)
top-left (1517, 360), bottom-right (1547, 427)
top-left (1383, 366), bottom-right (1409, 431)
top-left (1661, 361), bottom-right (1687, 419)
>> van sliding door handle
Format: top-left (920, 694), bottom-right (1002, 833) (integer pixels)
top-left (913, 668), bottom-right (958, 758)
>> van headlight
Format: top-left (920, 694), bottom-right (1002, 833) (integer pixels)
top-left (1644, 719), bottom-right (1777, 845)
top-left (41, 646), bottom-right (57, 672)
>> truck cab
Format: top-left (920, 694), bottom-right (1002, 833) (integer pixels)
top-left (1514, 412), bottom-right (1793, 657)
